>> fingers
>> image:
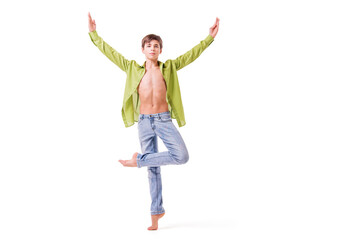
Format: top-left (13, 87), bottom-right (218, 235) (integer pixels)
top-left (215, 17), bottom-right (220, 27)
top-left (214, 18), bottom-right (219, 31)
top-left (88, 12), bottom-right (93, 26)
top-left (210, 17), bottom-right (220, 29)
top-left (88, 12), bottom-right (96, 28)
top-left (211, 21), bottom-right (217, 28)
top-left (209, 17), bottom-right (219, 38)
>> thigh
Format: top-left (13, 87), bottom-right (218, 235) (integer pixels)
top-left (138, 118), bottom-right (157, 154)
top-left (153, 116), bottom-right (188, 155)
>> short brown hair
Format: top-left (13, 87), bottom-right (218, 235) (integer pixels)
top-left (141, 34), bottom-right (163, 50)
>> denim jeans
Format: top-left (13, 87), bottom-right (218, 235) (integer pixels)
top-left (136, 111), bottom-right (189, 215)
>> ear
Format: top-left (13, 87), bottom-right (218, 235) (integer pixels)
top-left (142, 48), bottom-right (144, 54)
top-left (160, 48), bottom-right (162, 54)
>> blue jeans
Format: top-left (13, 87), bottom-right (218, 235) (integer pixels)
top-left (136, 111), bottom-right (189, 215)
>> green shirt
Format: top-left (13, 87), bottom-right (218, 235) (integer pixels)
top-left (88, 30), bottom-right (214, 128)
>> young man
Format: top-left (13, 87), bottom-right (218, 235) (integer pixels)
top-left (88, 12), bottom-right (219, 230)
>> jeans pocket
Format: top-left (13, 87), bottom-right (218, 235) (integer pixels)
top-left (160, 115), bottom-right (172, 122)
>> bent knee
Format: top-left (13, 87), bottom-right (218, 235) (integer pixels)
top-left (176, 150), bottom-right (189, 165)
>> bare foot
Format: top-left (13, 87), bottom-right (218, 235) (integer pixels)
top-left (147, 212), bottom-right (165, 231)
top-left (118, 152), bottom-right (138, 167)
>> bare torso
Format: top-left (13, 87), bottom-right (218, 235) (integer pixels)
top-left (137, 66), bottom-right (169, 114)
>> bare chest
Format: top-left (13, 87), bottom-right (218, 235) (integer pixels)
top-left (137, 67), bottom-right (167, 92)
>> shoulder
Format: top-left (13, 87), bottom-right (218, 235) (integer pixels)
top-left (164, 59), bottom-right (175, 67)
top-left (128, 60), bottom-right (141, 68)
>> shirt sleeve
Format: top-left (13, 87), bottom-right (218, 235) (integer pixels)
top-left (174, 34), bottom-right (214, 71)
top-left (88, 30), bottom-right (130, 72)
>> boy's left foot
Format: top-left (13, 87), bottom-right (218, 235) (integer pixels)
top-left (118, 152), bottom-right (138, 167)
top-left (148, 212), bottom-right (165, 231)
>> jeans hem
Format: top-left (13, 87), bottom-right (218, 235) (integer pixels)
top-left (151, 210), bottom-right (165, 215)
top-left (136, 153), bottom-right (142, 168)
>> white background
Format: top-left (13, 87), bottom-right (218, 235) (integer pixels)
top-left (0, 0), bottom-right (359, 239)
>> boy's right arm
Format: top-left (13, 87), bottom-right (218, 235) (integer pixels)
top-left (88, 30), bottom-right (130, 72)
top-left (88, 13), bottom-right (129, 72)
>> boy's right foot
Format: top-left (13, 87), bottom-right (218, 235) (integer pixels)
top-left (147, 212), bottom-right (165, 231)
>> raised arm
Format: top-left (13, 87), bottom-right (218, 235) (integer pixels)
top-left (174, 17), bottom-right (220, 71)
top-left (88, 12), bottom-right (130, 72)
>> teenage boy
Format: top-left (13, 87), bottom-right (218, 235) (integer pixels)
top-left (88, 12), bottom-right (219, 230)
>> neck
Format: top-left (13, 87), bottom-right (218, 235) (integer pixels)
top-left (145, 59), bottom-right (158, 69)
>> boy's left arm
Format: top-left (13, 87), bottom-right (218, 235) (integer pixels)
top-left (174, 17), bottom-right (220, 71)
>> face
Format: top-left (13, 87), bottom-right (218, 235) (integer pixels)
top-left (142, 40), bottom-right (162, 60)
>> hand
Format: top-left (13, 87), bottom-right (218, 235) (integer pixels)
top-left (88, 12), bottom-right (96, 32)
top-left (209, 17), bottom-right (220, 38)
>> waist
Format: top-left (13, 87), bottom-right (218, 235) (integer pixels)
top-left (139, 111), bottom-right (171, 120)
top-left (139, 102), bottom-right (169, 116)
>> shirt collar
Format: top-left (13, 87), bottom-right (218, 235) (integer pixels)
top-left (141, 60), bottom-right (164, 68)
